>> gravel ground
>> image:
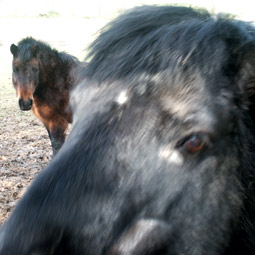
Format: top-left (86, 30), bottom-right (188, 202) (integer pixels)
top-left (0, 88), bottom-right (52, 224)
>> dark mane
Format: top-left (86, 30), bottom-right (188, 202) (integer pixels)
top-left (17, 37), bottom-right (78, 65)
top-left (84, 5), bottom-right (255, 83)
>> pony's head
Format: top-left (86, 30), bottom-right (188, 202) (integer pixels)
top-left (10, 39), bottom-right (40, 110)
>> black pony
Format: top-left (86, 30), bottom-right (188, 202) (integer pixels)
top-left (1, 5), bottom-right (255, 255)
top-left (10, 37), bottom-right (84, 155)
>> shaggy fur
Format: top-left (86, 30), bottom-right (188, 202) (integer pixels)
top-left (1, 5), bottom-right (255, 255)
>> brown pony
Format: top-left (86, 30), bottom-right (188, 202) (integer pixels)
top-left (10, 37), bottom-right (84, 155)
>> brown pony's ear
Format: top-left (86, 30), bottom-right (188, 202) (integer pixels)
top-left (10, 44), bottom-right (18, 57)
top-left (32, 45), bottom-right (40, 57)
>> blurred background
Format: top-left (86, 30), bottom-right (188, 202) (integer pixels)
top-left (1, 0), bottom-right (255, 20)
top-left (1, 0), bottom-right (255, 61)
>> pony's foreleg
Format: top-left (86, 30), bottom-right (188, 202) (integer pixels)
top-left (45, 118), bottom-right (69, 156)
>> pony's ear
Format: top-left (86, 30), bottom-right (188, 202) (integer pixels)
top-left (32, 45), bottom-right (40, 57)
top-left (10, 44), bottom-right (18, 57)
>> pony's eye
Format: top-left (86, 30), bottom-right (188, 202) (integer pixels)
top-left (184, 135), bottom-right (205, 153)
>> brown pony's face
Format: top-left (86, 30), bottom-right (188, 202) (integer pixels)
top-left (10, 44), bottom-right (40, 111)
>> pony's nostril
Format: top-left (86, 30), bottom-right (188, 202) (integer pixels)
top-left (18, 98), bottom-right (33, 111)
top-left (109, 219), bottom-right (172, 255)
top-left (18, 98), bottom-right (24, 108)
top-left (28, 99), bottom-right (33, 107)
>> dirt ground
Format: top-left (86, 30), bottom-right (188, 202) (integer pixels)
top-left (0, 89), bottom-right (52, 224)
top-left (0, 73), bottom-right (52, 224)
top-left (0, 16), bottom-right (107, 224)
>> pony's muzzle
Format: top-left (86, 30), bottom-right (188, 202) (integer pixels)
top-left (19, 98), bottom-right (33, 111)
